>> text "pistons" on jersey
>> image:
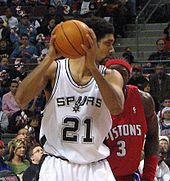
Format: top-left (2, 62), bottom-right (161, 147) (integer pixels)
top-left (56, 96), bottom-right (102, 107)
top-left (107, 124), bottom-right (142, 140)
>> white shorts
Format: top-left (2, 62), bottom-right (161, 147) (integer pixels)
top-left (38, 156), bottom-right (115, 181)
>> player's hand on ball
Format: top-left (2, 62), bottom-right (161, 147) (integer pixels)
top-left (81, 28), bottom-right (97, 71)
top-left (47, 25), bottom-right (62, 60)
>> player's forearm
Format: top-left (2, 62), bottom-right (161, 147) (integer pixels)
top-left (90, 66), bottom-right (124, 115)
top-left (15, 55), bottom-right (54, 108)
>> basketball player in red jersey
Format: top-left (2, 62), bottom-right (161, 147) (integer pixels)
top-left (105, 59), bottom-right (159, 181)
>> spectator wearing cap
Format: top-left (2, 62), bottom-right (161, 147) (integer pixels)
top-left (149, 63), bottom-right (170, 112)
top-left (128, 65), bottom-right (149, 91)
top-left (159, 107), bottom-right (170, 138)
top-left (159, 136), bottom-right (169, 151)
top-left (17, 13), bottom-right (37, 44)
top-left (0, 140), bottom-right (12, 171)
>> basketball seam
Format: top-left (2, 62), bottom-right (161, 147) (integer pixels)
top-left (61, 23), bottom-right (82, 56)
top-left (72, 21), bottom-right (85, 56)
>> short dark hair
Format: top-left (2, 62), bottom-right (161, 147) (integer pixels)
top-left (10, 79), bottom-right (19, 86)
top-left (21, 33), bottom-right (29, 39)
top-left (28, 143), bottom-right (42, 159)
top-left (81, 17), bottom-right (114, 42)
top-left (156, 38), bottom-right (165, 45)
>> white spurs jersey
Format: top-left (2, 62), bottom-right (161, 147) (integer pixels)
top-left (40, 59), bottom-right (112, 164)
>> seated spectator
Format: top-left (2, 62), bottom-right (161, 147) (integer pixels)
top-left (0, 39), bottom-right (13, 55)
top-left (22, 143), bottom-right (44, 181)
top-left (149, 63), bottom-right (170, 112)
top-left (0, 17), bottom-right (10, 42)
top-left (10, 34), bottom-right (38, 64)
top-left (159, 136), bottom-right (169, 151)
top-left (0, 140), bottom-right (11, 171)
top-left (128, 65), bottom-right (149, 91)
top-left (2, 80), bottom-right (20, 118)
top-left (0, 110), bottom-right (8, 133)
top-left (17, 13), bottom-right (37, 44)
top-left (42, 5), bottom-right (64, 27)
top-left (122, 47), bottom-right (134, 64)
top-left (97, 0), bottom-right (128, 38)
top-left (156, 146), bottom-right (170, 180)
top-left (163, 23), bottom-right (170, 52)
top-left (37, 18), bottom-right (56, 37)
top-left (6, 139), bottom-right (30, 180)
top-left (0, 7), bottom-right (18, 29)
top-left (139, 145), bottom-right (170, 180)
top-left (148, 38), bottom-right (170, 69)
top-left (159, 107), bottom-right (170, 138)
top-left (0, 69), bottom-right (11, 98)
top-left (25, 112), bottom-right (41, 143)
top-left (0, 55), bottom-right (21, 80)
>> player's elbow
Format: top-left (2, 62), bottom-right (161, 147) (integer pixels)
top-left (15, 94), bottom-right (27, 109)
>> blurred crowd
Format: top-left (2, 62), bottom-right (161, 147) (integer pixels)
top-left (0, 0), bottom-right (170, 180)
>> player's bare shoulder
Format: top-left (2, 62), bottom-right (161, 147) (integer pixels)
top-left (139, 90), bottom-right (155, 118)
top-left (104, 67), bottom-right (123, 87)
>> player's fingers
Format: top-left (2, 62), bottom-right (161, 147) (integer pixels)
top-left (88, 28), bottom-right (96, 42)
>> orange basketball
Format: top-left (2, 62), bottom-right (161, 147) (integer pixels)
top-left (53, 20), bottom-right (90, 59)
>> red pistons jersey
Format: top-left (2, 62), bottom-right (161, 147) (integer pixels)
top-left (107, 85), bottom-right (147, 177)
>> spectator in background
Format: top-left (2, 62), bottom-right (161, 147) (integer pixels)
top-left (0, 17), bottom-right (10, 42)
top-left (122, 47), bottom-right (134, 64)
top-left (25, 112), bottom-right (41, 143)
top-left (149, 63), bottom-right (170, 112)
top-left (0, 7), bottom-right (18, 29)
top-left (148, 38), bottom-right (170, 69)
top-left (0, 55), bottom-right (21, 80)
top-left (0, 140), bottom-right (11, 171)
top-left (0, 109), bottom-right (9, 133)
top-left (156, 146), bottom-right (170, 180)
top-left (22, 143), bottom-right (44, 181)
top-left (98, 0), bottom-right (128, 38)
top-left (37, 18), bottom-right (56, 37)
top-left (159, 136), bottom-right (169, 151)
top-left (10, 34), bottom-right (38, 64)
top-left (6, 139), bottom-right (30, 180)
top-left (0, 39), bottom-right (13, 56)
top-left (17, 13), bottom-right (37, 44)
top-left (159, 107), bottom-right (170, 138)
top-left (42, 5), bottom-right (64, 27)
top-left (163, 23), bottom-right (170, 52)
top-left (128, 65), bottom-right (149, 91)
top-left (2, 80), bottom-right (20, 119)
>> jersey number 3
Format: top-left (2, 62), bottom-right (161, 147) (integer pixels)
top-left (117, 140), bottom-right (126, 157)
top-left (62, 117), bottom-right (93, 143)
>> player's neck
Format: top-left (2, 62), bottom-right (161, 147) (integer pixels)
top-left (69, 58), bottom-right (92, 85)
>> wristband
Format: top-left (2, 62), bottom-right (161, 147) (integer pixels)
top-left (142, 155), bottom-right (158, 181)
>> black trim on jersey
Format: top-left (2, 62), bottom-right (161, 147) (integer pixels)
top-left (45, 61), bottom-right (61, 106)
top-left (65, 59), bottom-right (95, 88)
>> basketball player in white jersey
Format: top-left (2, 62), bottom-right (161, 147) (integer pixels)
top-left (15, 17), bottom-right (124, 181)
